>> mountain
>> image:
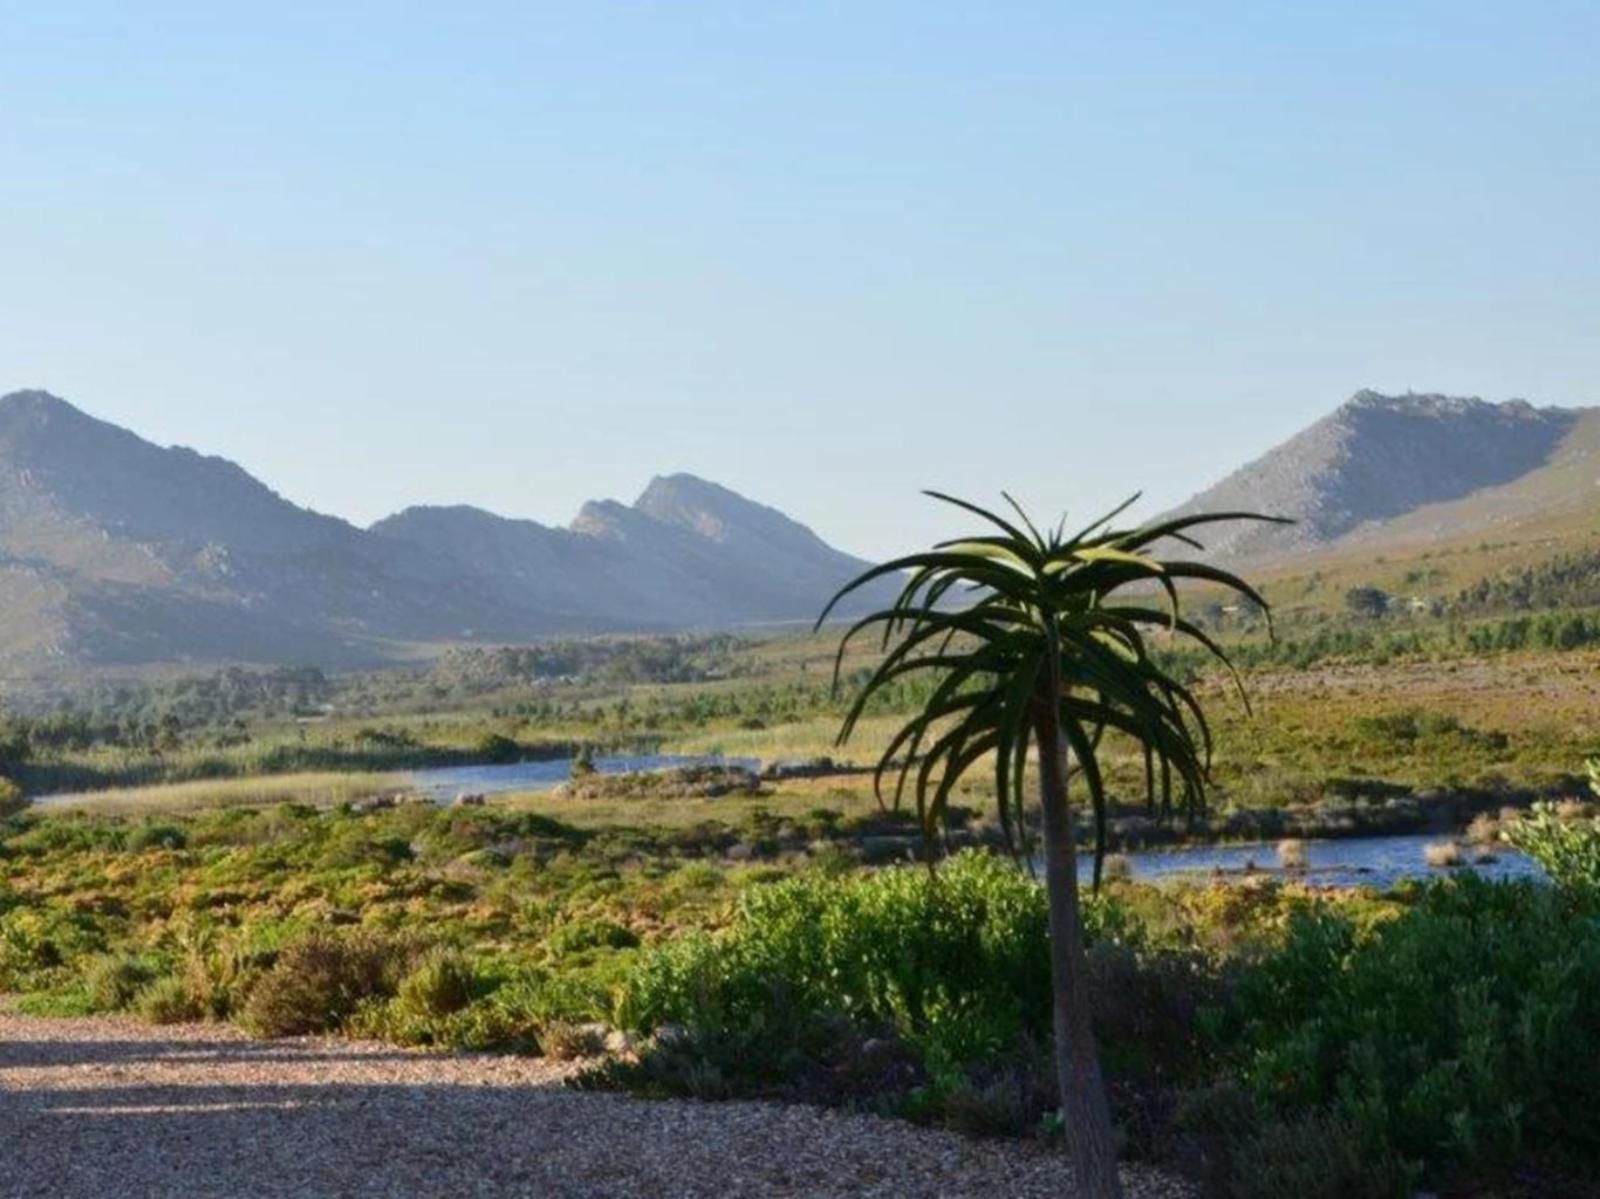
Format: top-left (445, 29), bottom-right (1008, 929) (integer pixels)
top-left (0, 390), bottom-right (888, 672)
top-left (1162, 390), bottom-right (1597, 563)
top-left (12, 384), bottom-right (1591, 676)
top-left (374, 473), bottom-right (883, 630)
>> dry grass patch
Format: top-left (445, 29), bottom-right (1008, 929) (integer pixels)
top-left (1277, 839), bottom-right (1308, 871)
top-left (502, 775), bottom-right (887, 830)
top-left (38, 771), bottom-right (406, 814)
top-left (1423, 841), bottom-right (1463, 868)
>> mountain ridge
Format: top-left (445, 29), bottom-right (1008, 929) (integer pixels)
top-left (0, 390), bottom-right (889, 672)
top-left (2, 385), bottom-right (1596, 676)
top-left (1161, 389), bottom-right (1594, 563)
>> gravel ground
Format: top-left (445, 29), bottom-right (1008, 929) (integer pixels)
top-left (0, 1009), bottom-right (1196, 1199)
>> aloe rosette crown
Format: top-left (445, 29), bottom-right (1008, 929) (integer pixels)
top-left (819, 491), bottom-right (1287, 883)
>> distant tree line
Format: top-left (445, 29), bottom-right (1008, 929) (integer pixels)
top-left (1454, 549), bottom-right (1600, 614)
top-left (430, 634), bottom-right (755, 692)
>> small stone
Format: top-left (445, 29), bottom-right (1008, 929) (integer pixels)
top-left (654, 1022), bottom-right (691, 1048)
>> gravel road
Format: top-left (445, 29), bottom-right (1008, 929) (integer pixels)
top-left (0, 1009), bottom-right (1196, 1198)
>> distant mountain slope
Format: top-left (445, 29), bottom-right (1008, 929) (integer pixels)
top-left (0, 390), bottom-right (890, 672)
top-left (1163, 391), bottom-right (1592, 562)
top-left (374, 472), bottom-right (889, 630)
top-left (1337, 407), bottom-right (1600, 550)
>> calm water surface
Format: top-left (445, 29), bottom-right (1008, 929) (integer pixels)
top-left (407, 753), bottom-right (761, 803)
top-left (33, 758), bottom-right (1549, 892)
top-left (1110, 833), bottom-right (1543, 889)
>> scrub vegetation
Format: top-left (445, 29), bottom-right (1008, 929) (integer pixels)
top-left (3, 540), bottom-right (1600, 1197)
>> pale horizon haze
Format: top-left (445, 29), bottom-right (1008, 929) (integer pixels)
top-left (3, 2), bottom-right (1597, 559)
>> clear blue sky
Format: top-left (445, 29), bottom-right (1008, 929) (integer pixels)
top-left (3, 2), bottom-right (1596, 559)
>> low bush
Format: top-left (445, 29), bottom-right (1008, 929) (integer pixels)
top-left (395, 948), bottom-right (476, 1018)
top-left (544, 919), bottom-right (639, 957)
top-left (126, 823), bottom-right (187, 852)
top-left (82, 953), bottom-right (158, 1011)
top-left (1229, 876), bottom-right (1600, 1190)
top-left (1228, 1112), bottom-right (1409, 1199)
top-left (474, 733), bottom-right (523, 764)
top-left (240, 930), bottom-right (420, 1037)
top-left (539, 1019), bottom-right (608, 1061)
top-left (0, 906), bottom-right (105, 991)
top-left (1504, 801), bottom-right (1600, 907)
top-left (0, 776), bottom-right (24, 818)
top-left (619, 852), bottom-right (1054, 1075)
top-left (136, 974), bottom-right (204, 1024)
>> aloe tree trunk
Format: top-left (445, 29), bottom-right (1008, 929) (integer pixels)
top-left (1034, 708), bottom-right (1123, 1199)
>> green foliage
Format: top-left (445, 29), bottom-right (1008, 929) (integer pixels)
top-left (570, 745), bottom-right (597, 777)
top-left (240, 930), bottom-right (420, 1038)
top-left (82, 952), bottom-right (159, 1011)
top-left (0, 776), bottom-right (24, 818)
top-left (395, 948), bottom-right (476, 1018)
top-left (1455, 549), bottom-right (1600, 615)
top-left (1345, 585), bottom-right (1391, 618)
top-left (474, 732), bottom-right (523, 764)
top-left (435, 635), bottom-right (750, 690)
top-left (1503, 801), bottom-right (1600, 908)
top-left (1462, 610), bottom-right (1600, 654)
top-left (545, 919), bottom-right (639, 957)
top-left (822, 492), bottom-right (1279, 878)
top-left (0, 906), bottom-right (106, 991)
top-left (135, 974), bottom-right (204, 1024)
top-left (1231, 877), bottom-right (1600, 1187)
top-left (621, 852), bottom-right (1051, 1074)
top-left (1351, 709), bottom-right (1508, 754)
top-left (125, 822), bottom-right (187, 852)
top-left (1228, 1113), bottom-right (1410, 1199)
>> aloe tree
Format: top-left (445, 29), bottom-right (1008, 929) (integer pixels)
top-left (819, 493), bottom-right (1281, 1199)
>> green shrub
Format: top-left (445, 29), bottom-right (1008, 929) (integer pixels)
top-left (1082, 941), bottom-right (1222, 1082)
top-left (1231, 877), bottom-right (1600, 1186)
top-left (136, 974), bottom-right (204, 1024)
top-left (126, 823), bottom-right (187, 852)
top-left (347, 948), bottom-right (487, 1048)
top-left (475, 733), bottom-right (522, 764)
top-left (395, 948), bottom-right (476, 1018)
top-left (240, 930), bottom-right (418, 1037)
top-left (621, 852), bottom-right (1053, 1074)
top-left (0, 776), bottom-right (25, 818)
top-left (544, 919), bottom-right (639, 957)
top-left (1503, 801), bottom-right (1600, 907)
top-left (83, 953), bottom-right (158, 1011)
top-left (0, 906), bottom-right (105, 990)
top-left (1229, 1113), bottom-right (1411, 1199)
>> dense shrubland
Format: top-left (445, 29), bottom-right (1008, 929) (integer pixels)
top-left (1454, 549), bottom-right (1600, 615)
top-left (8, 792), bottom-right (1600, 1196)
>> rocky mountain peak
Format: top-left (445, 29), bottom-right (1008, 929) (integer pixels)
top-left (1162, 389), bottom-right (1588, 562)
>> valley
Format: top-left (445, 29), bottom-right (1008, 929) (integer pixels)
top-left (5, 386), bottom-right (1600, 1199)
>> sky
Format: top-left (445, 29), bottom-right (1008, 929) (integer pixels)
top-left (2, 2), bottom-right (1597, 560)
